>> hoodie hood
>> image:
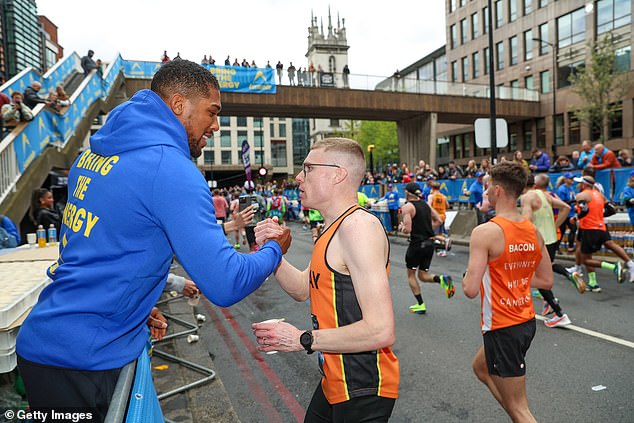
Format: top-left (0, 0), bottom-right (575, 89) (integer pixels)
top-left (91, 89), bottom-right (190, 158)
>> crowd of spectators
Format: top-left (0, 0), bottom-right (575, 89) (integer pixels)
top-left (363, 140), bottom-right (630, 187)
top-left (159, 51), bottom-right (349, 87)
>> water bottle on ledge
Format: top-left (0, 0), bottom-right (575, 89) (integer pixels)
top-left (37, 225), bottom-right (47, 248)
top-left (48, 224), bottom-right (57, 245)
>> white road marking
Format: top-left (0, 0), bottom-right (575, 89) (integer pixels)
top-left (535, 315), bottom-right (634, 349)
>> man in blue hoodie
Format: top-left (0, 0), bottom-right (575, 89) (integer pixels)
top-left (16, 60), bottom-right (291, 417)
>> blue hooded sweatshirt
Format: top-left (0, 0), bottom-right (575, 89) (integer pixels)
top-left (17, 90), bottom-right (282, 370)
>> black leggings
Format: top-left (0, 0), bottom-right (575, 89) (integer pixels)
top-left (18, 355), bottom-right (122, 422)
top-left (559, 217), bottom-right (577, 248)
top-left (540, 243), bottom-right (566, 318)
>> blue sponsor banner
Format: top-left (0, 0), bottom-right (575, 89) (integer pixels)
top-left (359, 184), bottom-right (381, 199)
top-left (204, 65), bottom-right (276, 94)
top-left (103, 55), bottom-right (123, 93)
top-left (614, 168), bottom-right (631, 202)
top-left (44, 54), bottom-right (81, 92)
top-left (595, 169), bottom-right (611, 198)
top-left (2, 69), bottom-right (41, 97)
top-left (123, 60), bottom-right (162, 80)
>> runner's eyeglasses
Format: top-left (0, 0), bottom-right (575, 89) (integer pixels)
top-left (302, 163), bottom-right (341, 177)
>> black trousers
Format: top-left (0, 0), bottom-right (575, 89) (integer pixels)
top-left (18, 355), bottom-right (122, 423)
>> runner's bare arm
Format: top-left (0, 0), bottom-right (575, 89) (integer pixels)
top-left (463, 223), bottom-right (497, 298)
top-left (520, 193), bottom-right (536, 221)
top-left (400, 202), bottom-right (414, 234)
top-left (430, 207), bottom-right (442, 230)
top-left (550, 195), bottom-right (571, 227)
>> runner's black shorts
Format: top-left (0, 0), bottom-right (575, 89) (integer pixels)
top-left (310, 220), bottom-right (324, 229)
top-left (405, 239), bottom-right (435, 271)
top-left (578, 228), bottom-right (611, 254)
top-left (483, 319), bottom-right (536, 377)
top-left (304, 383), bottom-right (395, 423)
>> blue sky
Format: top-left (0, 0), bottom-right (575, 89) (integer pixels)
top-left (38, 0), bottom-right (447, 78)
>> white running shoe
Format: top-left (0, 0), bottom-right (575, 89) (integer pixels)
top-left (545, 313), bottom-right (572, 328)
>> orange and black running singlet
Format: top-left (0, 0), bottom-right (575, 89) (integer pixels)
top-left (480, 216), bottom-right (542, 332)
top-left (579, 190), bottom-right (607, 231)
top-left (309, 205), bottom-right (399, 404)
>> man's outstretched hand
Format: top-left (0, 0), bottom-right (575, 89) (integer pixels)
top-left (255, 218), bottom-right (292, 254)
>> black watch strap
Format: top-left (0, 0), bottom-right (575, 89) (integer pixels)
top-left (300, 331), bottom-right (314, 354)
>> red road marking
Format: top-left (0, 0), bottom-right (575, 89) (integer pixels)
top-left (204, 301), bottom-right (283, 422)
top-left (219, 307), bottom-right (306, 422)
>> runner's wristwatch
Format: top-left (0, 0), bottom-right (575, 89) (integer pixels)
top-left (300, 331), bottom-right (314, 354)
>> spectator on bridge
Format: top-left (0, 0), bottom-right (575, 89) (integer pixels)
top-left (287, 62), bottom-right (296, 86)
top-left (265, 60), bottom-right (271, 68)
top-left (392, 69), bottom-right (402, 91)
top-left (618, 149), bottom-right (632, 167)
top-left (232, 58), bottom-right (239, 66)
top-left (276, 61), bottom-right (283, 84)
top-left (0, 92), bottom-right (9, 109)
top-left (308, 62), bottom-right (315, 86)
top-left (241, 59), bottom-right (249, 68)
top-left (55, 86), bottom-right (70, 105)
top-left (446, 160), bottom-right (464, 179)
top-left (342, 64), bottom-right (350, 88)
top-left (591, 143), bottom-right (621, 170)
top-left (529, 148), bottom-right (551, 172)
top-left (201, 55), bottom-right (209, 65)
top-left (80, 50), bottom-right (97, 76)
top-left (209, 56), bottom-right (215, 65)
top-left (161, 50), bottom-right (170, 64)
top-left (549, 155), bottom-right (575, 173)
top-left (23, 82), bottom-right (50, 109)
top-left (464, 159), bottom-right (478, 178)
top-left (251, 60), bottom-right (257, 68)
top-left (317, 64), bottom-right (323, 86)
top-left (224, 55), bottom-right (231, 66)
top-left (512, 150), bottom-right (529, 170)
top-left (577, 140), bottom-right (594, 169)
top-left (2, 91), bottom-right (34, 123)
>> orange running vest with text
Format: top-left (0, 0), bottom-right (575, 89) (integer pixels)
top-left (579, 190), bottom-right (607, 231)
top-left (480, 216), bottom-right (542, 332)
top-left (309, 205), bottom-right (399, 404)
top-left (430, 191), bottom-right (447, 222)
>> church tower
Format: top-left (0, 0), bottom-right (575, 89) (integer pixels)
top-left (306, 7), bottom-right (349, 88)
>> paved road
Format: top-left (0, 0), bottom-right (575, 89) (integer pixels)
top-left (188, 223), bottom-right (634, 422)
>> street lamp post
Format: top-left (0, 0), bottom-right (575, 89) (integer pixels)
top-left (533, 37), bottom-right (557, 156)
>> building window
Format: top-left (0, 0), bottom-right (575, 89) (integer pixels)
top-left (538, 23), bottom-right (549, 55)
top-left (610, 104), bottom-right (623, 139)
top-left (539, 0), bottom-right (548, 7)
top-left (460, 19), bottom-right (468, 44)
top-left (484, 47), bottom-right (490, 75)
top-left (254, 150), bottom-right (263, 166)
top-left (525, 75), bottom-right (534, 90)
top-left (269, 122), bottom-right (275, 137)
top-left (464, 133), bottom-right (472, 157)
top-left (536, 118), bottom-right (546, 148)
top-left (221, 151), bottom-right (232, 164)
top-left (454, 134), bottom-right (463, 159)
top-left (509, 125), bottom-right (518, 151)
top-left (449, 0), bottom-right (456, 13)
top-left (279, 123), bottom-right (287, 136)
top-left (450, 24), bottom-right (457, 49)
top-left (558, 61), bottom-right (584, 89)
top-left (615, 46), bottom-right (631, 72)
top-left (597, 0), bottom-right (632, 34)
top-left (271, 140), bottom-right (287, 167)
top-left (236, 116), bottom-right (247, 127)
top-left (462, 57), bottom-right (469, 81)
top-left (557, 8), bottom-right (585, 48)
top-left (554, 114), bottom-right (564, 146)
top-left (511, 79), bottom-right (519, 99)
top-left (568, 112), bottom-right (580, 145)
top-left (206, 134), bottom-right (214, 148)
top-left (471, 13), bottom-right (479, 38)
top-left (524, 29), bottom-right (533, 61)
top-left (219, 116), bottom-right (230, 126)
top-left (509, 0), bottom-right (517, 21)
top-left (237, 131), bottom-right (248, 147)
top-left (540, 70), bottom-right (550, 93)
top-left (472, 52), bottom-right (480, 78)
top-left (220, 131), bottom-right (231, 147)
top-left (496, 41), bottom-right (505, 70)
top-left (495, 1), bottom-right (504, 28)
top-left (523, 0), bottom-right (532, 15)
top-left (483, 6), bottom-right (489, 34)
top-left (253, 117), bottom-right (263, 128)
top-left (509, 36), bottom-right (518, 66)
top-left (203, 150), bottom-right (214, 165)
top-left (523, 121), bottom-right (533, 151)
top-left (254, 131), bottom-right (264, 148)
top-left (451, 61), bottom-right (458, 82)
top-left (459, 0), bottom-right (466, 6)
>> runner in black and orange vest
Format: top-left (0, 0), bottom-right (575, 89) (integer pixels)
top-left (463, 162), bottom-right (553, 423)
top-left (252, 137), bottom-right (399, 422)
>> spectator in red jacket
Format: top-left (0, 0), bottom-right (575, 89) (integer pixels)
top-left (591, 143), bottom-right (621, 170)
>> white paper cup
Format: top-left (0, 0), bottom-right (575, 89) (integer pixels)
top-left (187, 294), bottom-right (200, 306)
top-left (195, 314), bottom-right (206, 323)
top-left (27, 233), bottom-right (36, 246)
top-left (258, 318), bottom-right (285, 354)
top-left (187, 334), bottom-right (199, 343)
